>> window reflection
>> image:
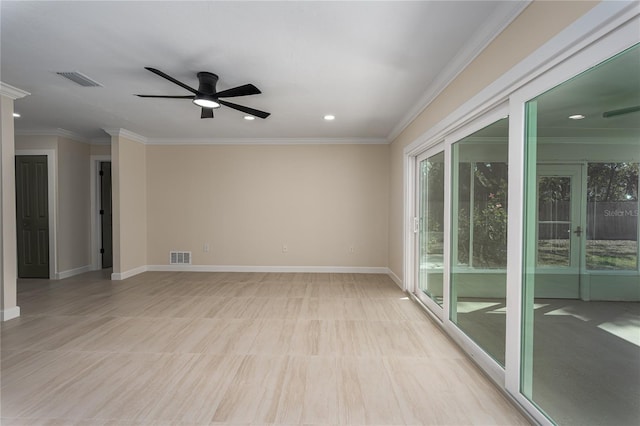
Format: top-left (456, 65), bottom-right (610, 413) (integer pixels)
top-left (587, 162), bottom-right (639, 270)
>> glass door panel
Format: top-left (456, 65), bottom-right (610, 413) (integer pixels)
top-left (450, 117), bottom-right (509, 366)
top-left (417, 151), bottom-right (445, 307)
top-left (522, 45), bottom-right (640, 426)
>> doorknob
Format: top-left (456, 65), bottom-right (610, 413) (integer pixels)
top-left (573, 226), bottom-right (582, 237)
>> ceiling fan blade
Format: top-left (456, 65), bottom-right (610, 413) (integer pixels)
top-left (215, 84), bottom-right (261, 98)
top-left (144, 67), bottom-right (198, 94)
top-left (201, 108), bottom-right (214, 119)
top-left (602, 105), bottom-right (640, 118)
top-left (136, 95), bottom-right (195, 99)
top-left (219, 100), bottom-right (270, 119)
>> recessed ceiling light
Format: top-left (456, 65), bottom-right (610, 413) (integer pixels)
top-left (244, 115), bottom-right (255, 121)
top-left (13, 113), bottom-right (20, 118)
top-left (569, 114), bottom-right (585, 120)
top-left (324, 114), bottom-right (335, 121)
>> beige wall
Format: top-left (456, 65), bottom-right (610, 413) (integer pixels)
top-left (112, 135), bottom-right (147, 274)
top-left (14, 135), bottom-right (57, 150)
top-left (90, 144), bottom-right (111, 156)
top-left (1, 95), bottom-right (18, 316)
top-left (57, 137), bottom-right (91, 272)
top-left (387, 0), bottom-right (599, 281)
top-left (146, 143), bottom-right (389, 267)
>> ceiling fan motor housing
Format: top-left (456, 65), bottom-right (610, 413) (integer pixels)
top-left (197, 72), bottom-right (219, 95)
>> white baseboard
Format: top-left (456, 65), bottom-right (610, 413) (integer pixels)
top-left (1, 306), bottom-right (20, 321)
top-left (56, 265), bottom-right (92, 280)
top-left (111, 265), bottom-right (148, 280)
top-left (387, 268), bottom-right (403, 289)
top-left (113, 264), bottom-right (394, 280)
top-left (146, 264), bottom-right (389, 274)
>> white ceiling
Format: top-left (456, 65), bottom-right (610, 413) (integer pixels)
top-left (1, 1), bottom-right (526, 143)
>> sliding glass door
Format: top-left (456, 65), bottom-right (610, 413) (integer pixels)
top-left (522, 44), bottom-right (640, 425)
top-left (450, 117), bottom-right (509, 366)
top-left (416, 149), bottom-right (445, 312)
top-left (406, 14), bottom-right (638, 423)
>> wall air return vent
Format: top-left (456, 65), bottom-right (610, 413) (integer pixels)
top-left (56, 71), bottom-right (103, 87)
top-left (169, 251), bottom-right (192, 265)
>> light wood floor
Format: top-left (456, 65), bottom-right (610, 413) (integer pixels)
top-left (1, 271), bottom-right (529, 425)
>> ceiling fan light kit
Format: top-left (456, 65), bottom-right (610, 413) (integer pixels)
top-left (136, 67), bottom-right (270, 119)
top-left (193, 97), bottom-right (220, 109)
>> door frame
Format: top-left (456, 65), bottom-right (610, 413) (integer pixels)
top-left (90, 154), bottom-right (111, 270)
top-left (15, 149), bottom-right (57, 280)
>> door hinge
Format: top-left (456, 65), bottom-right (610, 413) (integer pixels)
top-left (99, 209), bottom-right (104, 215)
top-left (99, 170), bottom-right (104, 176)
top-left (100, 248), bottom-right (105, 254)
top-left (413, 217), bottom-right (420, 233)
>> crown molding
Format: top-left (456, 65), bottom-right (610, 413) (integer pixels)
top-left (387, 0), bottom-right (531, 142)
top-left (0, 82), bottom-right (30, 100)
top-left (145, 137), bottom-right (389, 146)
top-left (15, 128), bottom-right (90, 144)
top-left (102, 128), bottom-right (148, 144)
top-left (55, 128), bottom-right (91, 144)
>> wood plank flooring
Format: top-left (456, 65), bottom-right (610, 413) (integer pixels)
top-left (1, 271), bottom-right (529, 425)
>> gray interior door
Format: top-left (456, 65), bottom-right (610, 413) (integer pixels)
top-left (15, 155), bottom-right (49, 278)
top-left (100, 161), bottom-right (113, 269)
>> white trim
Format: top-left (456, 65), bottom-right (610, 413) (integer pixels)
top-left (147, 265), bottom-right (389, 274)
top-left (387, 268), bottom-right (402, 288)
top-left (505, 94), bottom-right (526, 397)
top-left (145, 137), bottom-right (389, 146)
top-left (102, 128), bottom-right (148, 144)
top-left (387, 0), bottom-right (530, 142)
top-left (16, 129), bottom-right (90, 144)
top-left (15, 149), bottom-right (57, 280)
top-left (1, 306), bottom-right (21, 321)
top-left (402, 151), bottom-right (416, 292)
top-left (0, 82), bottom-right (30, 100)
top-left (114, 264), bottom-right (394, 281)
top-left (90, 155), bottom-right (112, 271)
top-left (442, 143), bottom-right (452, 325)
top-left (111, 265), bottom-right (147, 280)
top-left (56, 265), bottom-right (92, 280)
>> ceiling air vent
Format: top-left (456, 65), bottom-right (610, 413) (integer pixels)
top-left (169, 251), bottom-right (192, 265)
top-left (56, 71), bottom-right (103, 87)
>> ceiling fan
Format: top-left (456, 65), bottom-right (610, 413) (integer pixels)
top-left (136, 67), bottom-right (270, 119)
top-left (602, 105), bottom-right (640, 118)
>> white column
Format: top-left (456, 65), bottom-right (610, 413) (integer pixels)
top-left (0, 82), bottom-right (30, 321)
